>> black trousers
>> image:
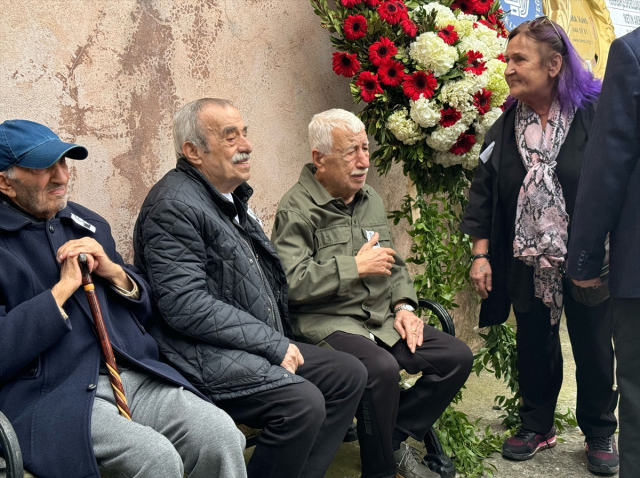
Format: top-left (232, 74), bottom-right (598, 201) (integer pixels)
top-left (513, 291), bottom-right (618, 436)
top-left (611, 298), bottom-right (640, 478)
top-left (216, 341), bottom-right (366, 478)
top-left (324, 325), bottom-right (473, 478)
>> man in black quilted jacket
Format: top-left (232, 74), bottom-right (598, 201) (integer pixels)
top-left (134, 98), bottom-right (367, 478)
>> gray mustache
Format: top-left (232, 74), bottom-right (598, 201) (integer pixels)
top-left (350, 168), bottom-right (369, 176)
top-left (232, 153), bottom-right (251, 164)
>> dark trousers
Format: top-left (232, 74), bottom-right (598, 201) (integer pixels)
top-left (216, 341), bottom-right (366, 478)
top-left (513, 291), bottom-right (618, 436)
top-left (611, 298), bottom-right (640, 478)
top-left (324, 325), bottom-right (473, 478)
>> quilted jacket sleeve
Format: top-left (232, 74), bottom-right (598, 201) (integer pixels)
top-left (138, 198), bottom-right (289, 366)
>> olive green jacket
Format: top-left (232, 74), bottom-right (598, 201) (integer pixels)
top-left (271, 164), bottom-right (418, 347)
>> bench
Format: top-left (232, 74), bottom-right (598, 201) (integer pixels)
top-left (0, 298), bottom-right (456, 478)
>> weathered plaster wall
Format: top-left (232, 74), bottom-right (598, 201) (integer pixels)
top-left (1, 0), bottom-right (478, 341)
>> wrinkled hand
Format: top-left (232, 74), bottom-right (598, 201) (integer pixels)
top-left (280, 343), bottom-right (304, 374)
top-left (51, 256), bottom-right (83, 308)
top-left (572, 278), bottom-right (602, 288)
top-left (470, 258), bottom-right (492, 299)
top-left (56, 238), bottom-right (130, 289)
top-left (355, 232), bottom-right (396, 277)
top-left (394, 310), bottom-right (424, 353)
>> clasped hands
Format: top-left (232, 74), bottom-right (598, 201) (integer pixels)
top-left (51, 238), bottom-right (132, 307)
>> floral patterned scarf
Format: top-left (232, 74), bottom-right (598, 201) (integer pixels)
top-left (513, 100), bottom-right (575, 324)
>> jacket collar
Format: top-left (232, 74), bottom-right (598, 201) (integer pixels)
top-left (176, 158), bottom-right (254, 220)
top-left (298, 163), bottom-right (371, 206)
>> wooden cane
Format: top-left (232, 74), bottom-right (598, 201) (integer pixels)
top-left (78, 254), bottom-right (132, 420)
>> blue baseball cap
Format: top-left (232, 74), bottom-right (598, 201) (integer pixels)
top-left (0, 120), bottom-right (88, 172)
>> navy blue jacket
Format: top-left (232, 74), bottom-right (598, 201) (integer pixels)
top-left (0, 198), bottom-right (204, 478)
top-left (568, 28), bottom-right (640, 296)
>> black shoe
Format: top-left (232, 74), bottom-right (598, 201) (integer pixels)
top-left (585, 435), bottom-right (619, 474)
top-left (501, 426), bottom-right (556, 461)
top-left (393, 443), bottom-right (439, 477)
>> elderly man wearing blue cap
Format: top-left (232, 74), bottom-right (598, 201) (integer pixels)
top-left (0, 120), bottom-right (247, 478)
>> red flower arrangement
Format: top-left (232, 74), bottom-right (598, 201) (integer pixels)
top-left (473, 89), bottom-right (493, 114)
top-left (365, 0), bottom-right (381, 5)
top-left (402, 70), bottom-right (437, 101)
top-left (356, 71), bottom-right (384, 101)
top-left (378, 59), bottom-right (406, 86)
top-left (451, 0), bottom-right (475, 14)
top-left (440, 107), bottom-right (462, 127)
top-left (497, 53), bottom-right (506, 62)
top-left (474, 0), bottom-right (493, 15)
top-left (449, 132), bottom-right (476, 155)
top-left (464, 50), bottom-right (487, 75)
top-left (369, 37), bottom-right (398, 66)
top-left (400, 17), bottom-right (418, 37)
top-left (377, 0), bottom-right (407, 25)
top-left (437, 26), bottom-right (459, 45)
top-left (344, 15), bottom-right (368, 40)
top-left (332, 52), bottom-right (361, 77)
top-left (340, 0), bottom-right (363, 7)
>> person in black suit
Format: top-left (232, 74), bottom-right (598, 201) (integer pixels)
top-left (568, 27), bottom-right (640, 478)
top-left (460, 18), bottom-right (619, 474)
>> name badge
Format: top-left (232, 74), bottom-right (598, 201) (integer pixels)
top-left (366, 230), bottom-right (380, 249)
top-left (480, 141), bottom-right (495, 164)
top-left (71, 214), bottom-right (96, 233)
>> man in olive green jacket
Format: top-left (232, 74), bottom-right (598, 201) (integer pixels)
top-left (272, 109), bottom-right (473, 478)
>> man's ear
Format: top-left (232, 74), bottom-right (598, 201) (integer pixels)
top-left (182, 142), bottom-right (202, 166)
top-left (0, 173), bottom-right (16, 199)
top-left (548, 52), bottom-right (563, 78)
top-left (312, 149), bottom-right (325, 172)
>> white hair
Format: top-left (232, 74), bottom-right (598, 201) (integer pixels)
top-left (308, 109), bottom-right (366, 155)
top-left (1, 166), bottom-right (16, 179)
top-left (172, 98), bottom-right (235, 160)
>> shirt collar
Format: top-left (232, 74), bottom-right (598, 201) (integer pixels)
top-left (298, 163), bottom-right (371, 206)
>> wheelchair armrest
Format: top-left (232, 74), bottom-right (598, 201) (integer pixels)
top-left (418, 299), bottom-right (455, 337)
top-left (0, 411), bottom-right (24, 478)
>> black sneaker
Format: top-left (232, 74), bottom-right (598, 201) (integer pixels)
top-left (502, 426), bottom-right (556, 460)
top-left (585, 435), bottom-right (619, 474)
top-left (393, 443), bottom-right (439, 478)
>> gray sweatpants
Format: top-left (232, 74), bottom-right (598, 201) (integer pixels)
top-left (91, 369), bottom-right (247, 478)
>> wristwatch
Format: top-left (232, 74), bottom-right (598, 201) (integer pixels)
top-left (393, 304), bottom-right (415, 314)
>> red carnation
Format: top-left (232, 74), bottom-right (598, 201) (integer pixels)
top-left (377, 0), bottom-right (406, 25)
top-left (356, 71), bottom-right (384, 101)
top-left (332, 52), bottom-right (361, 77)
top-left (400, 17), bottom-right (418, 37)
top-left (473, 88), bottom-right (493, 114)
top-left (402, 70), bottom-right (437, 101)
top-left (449, 132), bottom-right (476, 155)
top-left (368, 37), bottom-right (398, 66)
top-left (464, 50), bottom-right (487, 75)
top-left (440, 107), bottom-right (462, 127)
top-left (438, 25), bottom-right (459, 45)
top-left (365, 0), bottom-right (381, 5)
top-left (378, 59), bottom-right (406, 86)
top-left (473, 0), bottom-right (493, 15)
top-left (341, 0), bottom-right (363, 6)
top-left (344, 14), bottom-right (368, 40)
top-left (451, 0), bottom-right (475, 14)
top-left (497, 53), bottom-right (506, 62)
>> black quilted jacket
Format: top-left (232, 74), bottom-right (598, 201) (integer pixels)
top-left (134, 159), bottom-right (303, 401)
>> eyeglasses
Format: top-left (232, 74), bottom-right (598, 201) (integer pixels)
top-left (527, 16), bottom-right (563, 43)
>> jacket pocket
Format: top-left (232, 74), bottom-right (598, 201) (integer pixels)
top-left (314, 226), bottom-right (352, 262)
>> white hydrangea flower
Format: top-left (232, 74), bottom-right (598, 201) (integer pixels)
top-left (449, 18), bottom-right (475, 38)
top-left (420, 3), bottom-right (457, 27)
top-left (474, 107), bottom-right (503, 135)
top-left (410, 97), bottom-right (440, 128)
top-left (409, 32), bottom-right (459, 77)
top-left (387, 109), bottom-right (426, 145)
top-left (439, 76), bottom-right (479, 109)
top-left (462, 142), bottom-right (483, 169)
top-left (426, 122), bottom-right (468, 151)
top-left (433, 151), bottom-right (463, 167)
top-left (457, 23), bottom-right (506, 59)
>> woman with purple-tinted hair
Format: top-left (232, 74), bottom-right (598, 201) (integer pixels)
top-left (460, 18), bottom-right (619, 474)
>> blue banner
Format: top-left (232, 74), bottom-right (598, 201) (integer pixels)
top-left (499, 0), bottom-right (544, 31)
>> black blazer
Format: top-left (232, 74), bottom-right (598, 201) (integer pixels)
top-left (568, 28), bottom-right (640, 298)
top-left (461, 100), bottom-right (597, 327)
